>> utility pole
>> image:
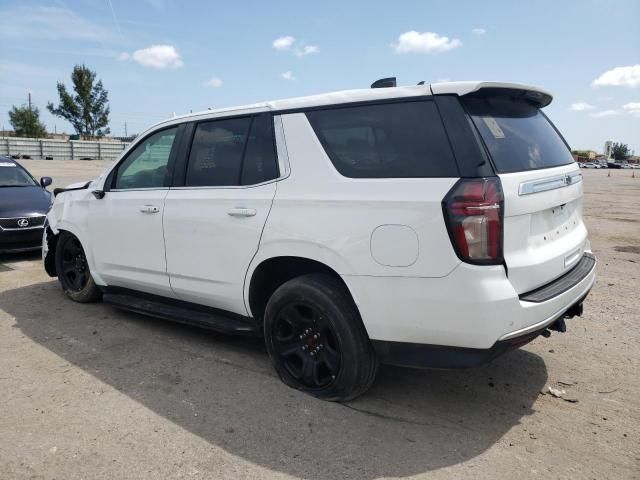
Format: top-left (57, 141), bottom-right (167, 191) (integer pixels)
top-left (124, 121), bottom-right (128, 137)
top-left (28, 92), bottom-right (32, 112)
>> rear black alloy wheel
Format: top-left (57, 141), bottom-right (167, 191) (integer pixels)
top-left (272, 302), bottom-right (341, 390)
top-left (264, 274), bottom-right (378, 401)
top-left (60, 236), bottom-right (89, 292)
top-left (55, 231), bottom-right (102, 303)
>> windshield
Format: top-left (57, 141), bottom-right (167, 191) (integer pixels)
top-left (462, 97), bottom-right (575, 173)
top-left (0, 163), bottom-right (38, 187)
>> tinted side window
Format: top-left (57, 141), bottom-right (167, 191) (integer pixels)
top-left (186, 117), bottom-right (251, 187)
top-left (241, 114), bottom-right (278, 185)
top-left (114, 127), bottom-right (177, 189)
top-left (306, 101), bottom-right (457, 178)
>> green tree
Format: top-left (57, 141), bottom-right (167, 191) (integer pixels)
top-left (47, 64), bottom-right (111, 138)
top-left (611, 142), bottom-right (630, 160)
top-left (571, 150), bottom-right (591, 158)
top-left (8, 104), bottom-right (48, 138)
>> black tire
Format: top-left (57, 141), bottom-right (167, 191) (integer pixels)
top-left (55, 231), bottom-right (102, 303)
top-left (264, 273), bottom-right (378, 401)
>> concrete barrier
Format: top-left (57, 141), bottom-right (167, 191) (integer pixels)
top-left (0, 137), bottom-right (130, 160)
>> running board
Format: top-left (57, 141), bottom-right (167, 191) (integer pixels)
top-left (102, 290), bottom-right (260, 337)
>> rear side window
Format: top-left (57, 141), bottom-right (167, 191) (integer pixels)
top-left (241, 114), bottom-right (279, 185)
top-left (186, 117), bottom-right (251, 187)
top-left (185, 115), bottom-right (278, 187)
top-left (306, 100), bottom-right (458, 178)
top-left (462, 97), bottom-right (574, 173)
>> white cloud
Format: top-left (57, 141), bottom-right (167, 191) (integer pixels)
top-left (392, 31), bottom-right (462, 54)
top-left (280, 71), bottom-right (296, 81)
top-left (589, 109), bottom-right (621, 118)
top-left (472, 28), bottom-right (486, 35)
top-left (273, 36), bottom-right (296, 51)
top-left (127, 45), bottom-right (183, 69)
top-left (296, 45), bottom-right (319, 57)
top-left (592, 65), bottom-right (640, 88)
top-left (273, 36), bottom-right (319, 57)
top-left (569, 102), bottom-right (596, 111)
top-left (623, 102), bottom-right (640, 117)
top-left (202, 77), bottom-right (223, 88)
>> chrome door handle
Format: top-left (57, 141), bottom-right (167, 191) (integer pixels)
top-left (227, 207), bottom-right (256, 217)
top-left (140, 205), bottom-right (160, 214)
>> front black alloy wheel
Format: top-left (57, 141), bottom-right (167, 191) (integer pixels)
top-left (264, 274), bottom-right (378, 401)
top-left (55, 231), bottom-right (102, 303)
top-left (60, 236), bottom-right (89, 292)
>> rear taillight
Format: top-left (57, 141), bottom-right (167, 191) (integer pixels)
top-left (442, 177), bottom-right (504, 265)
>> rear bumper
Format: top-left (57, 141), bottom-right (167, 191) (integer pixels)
top-left (372, 291), bottom-right (589, 368)
top-left (519, 252), bottom-right (596, 303)
top-left (343, 252), bottom-right (597, 351)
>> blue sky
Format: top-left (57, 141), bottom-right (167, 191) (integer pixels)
top-left (1, 0), bottom-right (638, 154)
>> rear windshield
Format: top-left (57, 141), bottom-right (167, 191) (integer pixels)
top-left (462, 97), bottom-right (574, 173)
top-left (306, 100), bottom-right (458, 178)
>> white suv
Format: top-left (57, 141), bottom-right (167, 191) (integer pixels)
top-left (43, 80), bottom-right (596, 401)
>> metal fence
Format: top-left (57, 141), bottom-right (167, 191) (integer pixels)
top-left (0, 137), bottom-right (131, 160)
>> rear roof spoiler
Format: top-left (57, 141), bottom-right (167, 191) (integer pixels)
top-left (430, 81), bottom-right (553, 108)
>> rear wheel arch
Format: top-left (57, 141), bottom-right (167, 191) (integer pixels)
top-left (247, 256), bottom-right (360, 327)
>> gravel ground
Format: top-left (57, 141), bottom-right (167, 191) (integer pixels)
top-left (1, 163), bottom-right (638, 479)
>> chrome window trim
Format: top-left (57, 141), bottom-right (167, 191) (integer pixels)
top-left (518, 171), bottom-right (582, 196)
top-left (169, 178), bottom-right (280, 191)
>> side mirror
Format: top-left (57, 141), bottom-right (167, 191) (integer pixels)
top-left (40, 176), bottom-right (53, 188)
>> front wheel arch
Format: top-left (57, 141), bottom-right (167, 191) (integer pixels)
top-left (43, 226), bottom-right (59, 277)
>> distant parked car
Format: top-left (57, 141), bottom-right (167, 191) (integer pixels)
top-left (582, 163), bottom-right (597, 168)
top-left (607, 162), bottom-right (622, 169)
top-left (0, 156), bottom-right (53, 253)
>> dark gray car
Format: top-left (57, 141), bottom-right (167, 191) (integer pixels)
top-left (0, 156), bottom-right (52, 253)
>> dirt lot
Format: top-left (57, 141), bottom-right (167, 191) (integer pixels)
top-left (1, 163), bottom-right (638, 479)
